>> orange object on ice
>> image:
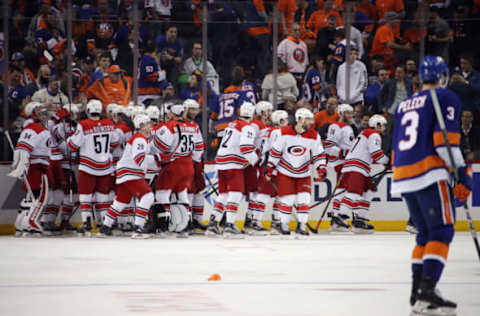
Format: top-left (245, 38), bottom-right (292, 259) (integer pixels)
top-left (208, 273), bottom-right (221, 281)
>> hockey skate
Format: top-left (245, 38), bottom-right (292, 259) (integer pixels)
top-left (97, 225), bottom-right (113, 238)
top-left (295, 223), bottom-right (309, 236)
top-left (249, 220), bottom-right (269, 236)
top-left (131, 225), bottom-right (152, 239)
top-left (60, 220), bottom-right (77, 233)
top-left (270, 220), bottom-right (281, 235)
top-left (352, 216), bottom-right (374, 234)
top-left (330, 214), bottom-right (350, 232)
top-left (41, 222), bottom-right (62, 236)
top-left (279, 223), bottom-right (291, 236)
top-left (223, 223), bottom-right (245, 239)
top-left (406, 218), bottom-right (418, 234)
top-left (411, 277), bottom-right (457, 316)
top-left (77, 220), bottom-right (92, 237)
top-left (189, 218), bottom-right (208, 235)
top-left (206, 216), bottom-right (223, 236)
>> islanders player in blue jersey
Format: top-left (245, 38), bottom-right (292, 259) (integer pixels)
top-left (391, 56), bottom-right (473, 316)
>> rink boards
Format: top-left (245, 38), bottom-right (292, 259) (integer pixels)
top-left (0, 163), bottom-right (479, 235)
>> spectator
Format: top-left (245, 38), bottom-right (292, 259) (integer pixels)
top-left (450, 5), bottom-right (475, 67)
top-left (376, 0), bottom-right (405, 38)
top-left (460, 109), bottom-right (480, 160)
top-left (307, 0), bottom-right (343, 34)
top-left (27, 0), bottom-right (65, 44)
top-left (145, 0), bottom-right (172, 22)
top-left (314, 14), bottom-right (338, 62)
top-left (151, 81), bottom-right (176, 107)
top-left (337, 19), bottom-right (364, 59)
top-left (330, 28), bottom-right (355, 81)
top-left (378, 65), bottom-right (413, 115)
top-left (411, 70), bottom-right (422, 93)
top-left (278, 0), bottom-right (297, 35)
top-left (352, 104), bottom-right (365, 131)
top-left (85, 0), bottom-right (117, 54)
top-left (31, 75), bottom-right (68, 110)
top-left (367, 55), bottom-right (385, 84)
top-left (261, 59), bottom-right (299, 109)
top-left (405, 58), bottom-right (417, 79)
top-left (314, 96), bottom-right (339, 133)
top-left (449, 54), bottom-right (480, 112)
top-left (278, 23), bottom-right (309, 81)
top-left (89, 52), bottom-right (111, 86)
top-left (359, 112), bottom-right (371, 133)
top-left (426, 6), bottom-right (453, 63)
top-left (34, 9), bottom-right (65, 57)
top-left (7, 65), bottom-right (30, 120)
top-left (302, 56), bottom-right (332, 112)
top-left (180, 70), bottom-right (202, 102)
top-left (138, 41), bottom-right (165, 106)
top-left (369, 12), bottom-right (411, 70)
top-left (336, 46), bottom-right (367, 105)
top-left (156, 25), bottom-right (183, 86)
top-left (26, 64), bottom-right (51, 95)
top-left (87, 65), bottom-right (132, 107)
top-left (365, 68), bottom-right (388, 112)
top-left (180, 42), bottom-right (218, 94)
top-left (9, 10), bottom-right (28, 54)
top-left (10, 52), bottom-right (35, 86)
top-left (295, 0), bottom-right (318, 35)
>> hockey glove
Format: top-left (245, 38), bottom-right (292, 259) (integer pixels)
top-left (314, 167), bottom-right (327, 182)
top-left (8, 150), bottom-right (29, 179)
top-left (453, 165), bottom-right (473, 202)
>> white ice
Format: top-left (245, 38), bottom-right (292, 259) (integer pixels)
top-left (0, 233), bottom-right (479, 316)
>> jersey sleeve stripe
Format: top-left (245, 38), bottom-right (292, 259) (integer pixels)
top-left (16, 142), bottom-right (34, 153)
top-left (393, 155), bottom-right (446, 181)
top-left (154, 136), bottom-right (169, 152)
top-left (433, 131), bottom-right (461, 147)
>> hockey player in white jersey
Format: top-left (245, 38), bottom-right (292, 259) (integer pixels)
top-left (322, 103), bottom-right (356, 231)
top-left (8, 103), bottom-right (61, 234)
top-left (338, 114), bottom-right (390, 233)
top-left (67, 99), bottom-right (119, 235)
top-left (245, 101), bottom-right (274, 234)
top-left (99, 114), bottom-right (155, 238)
top-left (266, 108), bottom-right (327, 235)
top-left (209, 102), bottom-right (259, 236)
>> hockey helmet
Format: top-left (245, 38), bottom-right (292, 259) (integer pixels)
top-left (184, 99), bottom-right (200, 109)
top-left (63, 104), bottom-right (80, 114)
top-left (24, 102), bottom-right (41, 117)
top-left (295, 107), bottom-right (314, 121)
top-left (255, 101), bottom-right (274, 115)
top-left (337, 103), bottom-right (354, 114)
top-left (106, 103), bottom-right (118, 115)
top-left (239, 101), bottom-right (255, 118)
top-left (419, 56), bottom-right (448, 83)
top-left (170, 103), bottom-right (185, 116)
top-left (368, 114), bottom-right (387, 128)
top-left (146, 106), bottom-right (160, 121)
top-left (86, 99), bottom-right (103, 115)
top-left (133, 114), bottom-right (151, 130)
top-left (271, 110), bottom-right (289, 125)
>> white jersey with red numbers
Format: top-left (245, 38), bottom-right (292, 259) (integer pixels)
top-left (262, 127), bottom-right (281, 158)
top-left (215, 119), bottom-right (258, 171)
top-left (251, 119), bottom-right (269, 151)
top-left (153, 120), bottom-right (202, 162)
top-left (268, 125), bottom-right (326, 178)
top-left (323, 121), bottom-right (355, 168)
top-left (342, 128), bottom-right (389, 176)
top-left (16, 122), bottom-right (56, 166)
top-left (52, 121), bottom-right (77, 169)
top-left (185, 119), bottom-right (205, 162)
top-left (116, 133), bottom-right (150, 184)
top-left (67, 118), bottom-right (119, 176)
top-left (113, 123), bottom-right (133, 163)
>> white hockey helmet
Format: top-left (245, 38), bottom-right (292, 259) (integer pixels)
top-left (255, 101), bottom-right (273, 115)
top-left (271, 110), bottom-right (289, 125)
top-left (125, 105), bottom-right (135, 118)
top-left (133, 106), bottom-right (147, 117)
top-left (106, 103), bottom-right (118, 115)
top-left (295, 107), bottom-right (314, 121)
top-left (368, 114), bottom-right (387, 128)
top-left (86, 99), bottom-right (103, 115)
top-left (24, 102), bottom-right (41, 117)
top-left (112, 105), bottom-right (126, 115)
top-left (146, 106), bottom-right (160, 121)
top-left (239, 101), bottom-right (255, 118)
top-left (183, 99), bottom-right (200, 109)
top-left (337, 103), bottom-right (354, 114)
top-left (133, 113), bottom-right (151, 130)
top-left (63, 104), bottom-right (80, 114)
top-left (170, 103), bottom-right (184, 116)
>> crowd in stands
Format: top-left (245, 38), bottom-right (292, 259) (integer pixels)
top-left (2, 0), bottom-right (480, 160)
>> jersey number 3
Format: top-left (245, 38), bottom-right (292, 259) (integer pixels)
top-left (399, 111), bottom-right (419, 151)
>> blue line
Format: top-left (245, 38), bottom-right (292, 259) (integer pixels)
top-left (1, 280), bottom-right (479, 289)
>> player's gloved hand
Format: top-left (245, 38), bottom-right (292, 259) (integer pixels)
top-left (314, 167), bottom-right (327, 182)
top-left (7, 150), bottom-right (29, 179)
top-left (453, 165), bottom-right (473, 202)
top-left (210, 138), bottom-right (219, 149)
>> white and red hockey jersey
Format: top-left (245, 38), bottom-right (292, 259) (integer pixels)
top-left (268, 126), bottom-right (326, 178)
top-left (342, 128), bottom-right (389, 176)
top-left (215, 119), bottom-right (258, 170)
top-left (67, 118), bottom-right (119, 176)
top-left (153, 120), bottom-right (203, 162)
top-left (113, 122), bottom-right (133, 163)
top-left (323, 121), bottom-right (355, 168)
top-left (16, 122), bottom-right (60, 166)
top-left (52, 121), bottom-right (77, 169)
top-left (116, 133), bottom-right (150, 184)
top-left (185, 119), bottom-right (205, 162)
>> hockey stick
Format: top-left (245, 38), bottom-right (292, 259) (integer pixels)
top-left (204, 170), bottom-right (219, 197)
top-left (430, 88), bottom-right (480, 262)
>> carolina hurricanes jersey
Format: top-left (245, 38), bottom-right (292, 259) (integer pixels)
top-left (153, 120), bottom-right (203, 162)
top-left (16, 122), bottom-right (60, 166)
top-left (113, 123), bottom-right (133, 163)
top-left (268, 126), bottom-right (326, 178)
top-left (185, 119), bottom-right (205, 162)
top-left (68, 118), bottom-right (119, 176)
top-left (251, 119), bottom-right (269, 156)
top-left (391, 88), bottom-right (464, 194)
top-left (116, 133), bottom-right (149, 184)
top-left (323, 121), bottom-right (355, 168)
top-left (262, 127), bottom-right (281, 158)
top-left (342, 128), bottom-right (389, 176)
top-left (215, 119), bottom-right (258, 170)
top-left (52, 121), bottom-right (77, 169)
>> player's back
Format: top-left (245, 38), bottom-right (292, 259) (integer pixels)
top-left (18, 122), bottom-right (51, 166)
top-left (116, 132), bottom-right (148, 184)
top-left (391, 88), bottom-right (462, 194)
top-left (215, 90), bottom-right (247, 136)
top-left (216, 119), bottom-right (251, 170)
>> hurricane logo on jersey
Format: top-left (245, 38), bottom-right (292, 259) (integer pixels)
top-left (293, 48), bottom-right (305, 63)
top-left (287, 145), bottom-right (306, 156)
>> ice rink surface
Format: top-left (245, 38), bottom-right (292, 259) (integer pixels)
top-left (0, 232), bottom-right (479, 316)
